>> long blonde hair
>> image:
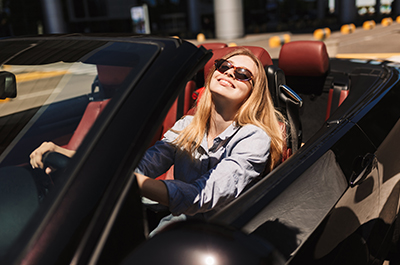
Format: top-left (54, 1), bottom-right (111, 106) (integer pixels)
top-left (174, 47), bottom-right (285, 172)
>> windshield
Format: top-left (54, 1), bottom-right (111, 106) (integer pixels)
top-left (0, 39), bottom-right (159, 258)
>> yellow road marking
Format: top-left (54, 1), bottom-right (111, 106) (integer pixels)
top-left (335, 53), bottom-right (400, 60)
top-left (16, 70), bottom-right (69, 83)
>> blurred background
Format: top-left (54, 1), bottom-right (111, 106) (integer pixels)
top-left (1, 0), bottom-right (399, 39)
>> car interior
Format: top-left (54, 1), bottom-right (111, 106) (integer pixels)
top-left (18, 40), bottom-right (344, 211)
top-left (1, 36), bottom-right (390, 260)
top-left (59, 40), bottom-right (337, 180)
top-left (156, 40), bottom-right (335, 173)
top-left (60, 65), bottom-right (133, 151)
top-left (0, 37), bottom-right (367, 261)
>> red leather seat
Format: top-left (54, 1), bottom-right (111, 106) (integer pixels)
top-left (325, 85), bottom-right (349, 120)
top-left (64, 65), bottom-right (132, 151)
top-left (278, 41), bottom-right (333, 150)
top-left (153, 79), bottom-right (197, 180)
top-left (63, 63), bottom-right (193, 180)
top-left (64, 99), bottom-right (110, 150)
top-left (203, 45), bottom-right (273, 79)
top-left (151, 79), bottom-right (197, 139)
top-left (97, 65), bottom-right (133, 86)
top-left (279, 40), bottom-right (330, 96)
top-left (198, 42), bottom-right (228, 50)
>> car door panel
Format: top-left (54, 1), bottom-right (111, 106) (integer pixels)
top-left (369, 118), bottom-right (400, 262)
top-left (244, 150), bottom-right (348, 259)
top-left (269, 124), bottom-right (377, 264)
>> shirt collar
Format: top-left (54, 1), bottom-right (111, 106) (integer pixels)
top-left (217, 122), bottom-right (240, 141)
top-left (200, 122), bottom-right (241, 151)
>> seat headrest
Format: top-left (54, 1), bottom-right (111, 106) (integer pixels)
top-left (279, 41), bottom-right (329, 77)
top-left (198, 42), bottom-right (228, 50)
top-left (203, 46), bottom-right (273, 79)
top-left (97, 65), bottom-right (133, 85)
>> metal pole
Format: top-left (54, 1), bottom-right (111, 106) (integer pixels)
top-left (317, 0), bottom-right (328, 20)
top-left (339, 0), bottom-right (356, 24)
top-left (41, 0), bottom-right (66, 34)
top-left (214, 0), bottom-right (244, 40)
top-left (393, 0), bottom-right (400, 16)
top-left (375, 0), bottom-right (381, 16)
top-left (188, 0), bottom-right (201, 34)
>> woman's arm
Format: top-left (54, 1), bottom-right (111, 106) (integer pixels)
top-left (135, 173), bottom-right (169, 206)
top-left (164, 125), bottom-right (271, 216)
top-left (136, 116), bottom-right (193, 179)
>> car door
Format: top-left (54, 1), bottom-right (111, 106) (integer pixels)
top-left (289, 64), bottom-right (400, 264)
top-left (354, 70), bottom-right (400, 262)
top-left (232, 122), bottom-right (377, 265)
top-left (286, 125), bottom-right (379, 265)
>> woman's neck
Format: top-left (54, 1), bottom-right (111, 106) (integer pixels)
top-left (208, 107), bottom-right (235, 140)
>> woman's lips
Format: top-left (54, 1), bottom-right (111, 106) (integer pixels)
top-left (218, 78), bottom-right (235, 88)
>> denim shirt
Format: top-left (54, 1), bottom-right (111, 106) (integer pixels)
top-left (136, 115), bottom-right (271, 216)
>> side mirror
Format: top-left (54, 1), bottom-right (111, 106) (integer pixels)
top-left (0, 71), bottom-right (16, 99)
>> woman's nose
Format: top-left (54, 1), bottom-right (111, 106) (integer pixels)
top-left (224, 68), bottom-right (235, 78)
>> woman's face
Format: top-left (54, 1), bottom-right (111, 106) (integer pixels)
top-left (209, 55), bottom-right (257, 110)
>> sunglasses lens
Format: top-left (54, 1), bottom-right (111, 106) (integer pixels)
top-left (234, 68), bottom-right (252, 81)
top-left (214, 59), bottom-right (253, 82)
top-left (216, 60), bottom-right (231, 73)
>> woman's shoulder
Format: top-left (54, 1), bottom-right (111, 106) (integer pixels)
top-left (163, 115), bottom-right (194, 141)
top-left (230, 124), bottom-right (271, 156)
top-left (172, 115), bottom-right (194, 130)
top-left (239, 123), bottom-right (271, 140)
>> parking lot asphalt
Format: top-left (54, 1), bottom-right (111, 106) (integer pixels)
top-left (189, 22), bottom-right (400, 61)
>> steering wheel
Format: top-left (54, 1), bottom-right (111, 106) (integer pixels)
top-left (42, 151), bottom-right (70, 177)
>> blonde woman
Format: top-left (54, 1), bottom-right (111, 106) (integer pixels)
top-left (135, 48), bottom-right (284, 232)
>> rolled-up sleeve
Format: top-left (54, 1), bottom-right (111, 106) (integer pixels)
top-left (136, 116), bottom-right (193, 179)
top-left (135, 140), bottom-right (175, 178)
top-left (162, 125), bottom-right (271, 216)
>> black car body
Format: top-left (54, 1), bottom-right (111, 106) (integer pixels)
top-left (0, 35), bottom-right (399, 265)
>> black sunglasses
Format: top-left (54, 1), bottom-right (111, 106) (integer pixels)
top-left (214, 59), bottom-right (254, 82)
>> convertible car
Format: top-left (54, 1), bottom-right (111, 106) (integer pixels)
top-left (0, 35), bottom-right (399, 265)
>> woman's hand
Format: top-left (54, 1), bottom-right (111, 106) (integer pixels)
top-left (30, 142), bottom-right (75, 174)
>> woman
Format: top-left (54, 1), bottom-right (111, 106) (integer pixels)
top-left (30, 47), bottom-right (284, 230)
top-left (135, 47), bottom-right (284, 221)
